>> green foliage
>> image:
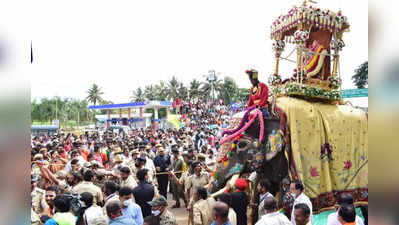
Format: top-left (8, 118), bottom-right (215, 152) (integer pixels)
top-left (144, 85), bottom-right (156, 101)
top-left (167, 76), bottom-right (180, 100)
top-left (189, 79), bottom-right (201, 100)
top-left (31, 97), bottom-right (93, 127)
top-left (200, 75), bottom-right (223, 101)
top-left (86, 84), bottom-right (104, 105)
top-left (131, 87), bottom-right (145, 102)
top-left (352, 61), bottom-right (368, 89)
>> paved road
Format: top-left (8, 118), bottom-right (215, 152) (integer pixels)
top-left (166, 193), bottom-right (188, 225)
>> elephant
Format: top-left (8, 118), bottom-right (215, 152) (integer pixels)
top-left (210, 96), bottom-right (368, 224)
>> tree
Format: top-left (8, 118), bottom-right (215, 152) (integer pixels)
top-left (177, 82), bottom-right (188, 100)
top-left (189, 79), bottom-right (201, 100)
top-left (86, 84), bottom-right (104, 106)
top-left (154, 81), bottom-right (168, 101)
top-left (144, 85), bottom-right (156, 101)
top-left (236, 88), bottom-right (250, 103)
top-left (219, 76), bottom-right (239, 104)
top-left (167, 76), bottom-right (180, 100)
top-left (131, 87), bottom-right (145, 102)
top-left (200, 74), bottom-right (222, 101)
top-left (352, 61), bottom-right (368, 89)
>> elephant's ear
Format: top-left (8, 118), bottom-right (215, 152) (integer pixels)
top-left (265, 129), bottom-right (285, 161)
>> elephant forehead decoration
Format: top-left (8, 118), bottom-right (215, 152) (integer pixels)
top-left (216, 135), bottom-right (258, 163)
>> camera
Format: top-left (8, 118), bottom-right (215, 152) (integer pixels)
top-left (65, 193), bottom-right (86, 216)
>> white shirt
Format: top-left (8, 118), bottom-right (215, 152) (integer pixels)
top-left (228, 208), bottom-right (237, 225)
top-left (255, 211), bottom-right (292, 225)
top-left (327, 211), bottom-right (365, 225)
top-left (205, 156), bottom-right (216, 171)
top-left (258, 192), bottom-right (274, 218)
top-left (291, 193), bottom-right (313, 225)
top-left (248, 171), bottom-right (257, 183)
top-left (84, 205), bottom-right (105, 225)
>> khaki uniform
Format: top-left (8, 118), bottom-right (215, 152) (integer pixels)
top-left (31, 166), bottom-right (44, 188)
top-left (171, 158), bottom-right (186, 204)
top-left (72, 181), bottom-right (103, 205)
top-left (31, 208), bottom-right (41, 225)
top-left (31, 187), bottom-right (48, 214)
top-left (128, 160), bottom-right (138, 178)
top-left (193, 197), bottom-right (216, 225)
top-left (186, 172), bottom-right (210, 198)
top-left (159, 209), bottom-right (178, 225)
top-left (120, 175), bottom-right (138, 189)
top-left (93, 168), bottom-right (108, 188)
top-left (186, 172), bottom-right (210, 225)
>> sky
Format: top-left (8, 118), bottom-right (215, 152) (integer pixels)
top-left (30, 0), bottom-right (368, 104)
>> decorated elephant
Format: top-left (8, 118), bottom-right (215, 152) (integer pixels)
top-left (210, 96), bottom-right (368, 223)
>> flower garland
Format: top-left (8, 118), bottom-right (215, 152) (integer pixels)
top-left (219, 108), bottom-right (264, 145)
top-left (222, 105), bottom-right (255, 137)
top-left (272, 40), bottom-right (286, 52)
top-left (328, 76), bottom-right (341, 89)
top-left (268, 73), bottom-right (282, 86)
top-left (271, 5), bottom-right (349, 38)
top-left (294, 29), bottom-right (309, 45)
top-left (275, 82), bottom-right (341, 101)
top-left (332, 39), bottom-right (345, 51)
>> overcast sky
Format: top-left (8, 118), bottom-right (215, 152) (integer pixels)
top-left (31, 0), bottom-right (367, 103)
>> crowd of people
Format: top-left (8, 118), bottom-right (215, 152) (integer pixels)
top-left (31, 100), bottom-right (366, 225)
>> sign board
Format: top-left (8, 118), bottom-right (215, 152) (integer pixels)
top-left (52, 120), bottom-right (59, 127)
top-left (341, 88), bottom-right (368, 98)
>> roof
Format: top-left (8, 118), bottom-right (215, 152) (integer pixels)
top-left (88, 101), bottom-right (172, 110)
top-left (95, 113), bottom-right (153, 122)
top-left (31, 125), bottom-right (59, 130)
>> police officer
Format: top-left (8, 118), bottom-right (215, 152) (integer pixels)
top-left (170, 148), bottom-right (187, 208)
top-left (31, 175), bottom-right (48, 215)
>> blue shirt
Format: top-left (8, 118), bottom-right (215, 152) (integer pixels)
top-left (109, 216), bottom-right (137, 225)
top-left (211, 221), bottom-right (232, 225)
top-left (122, 202), bottom-right (143, 225)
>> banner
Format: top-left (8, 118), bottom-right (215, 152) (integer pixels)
top-left (167, 114), bottom-right (181, 128)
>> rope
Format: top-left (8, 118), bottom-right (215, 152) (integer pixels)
top-left (279, 57), bottom-right (297, 64)
top-left (283, 46), bottom-right (296, 59)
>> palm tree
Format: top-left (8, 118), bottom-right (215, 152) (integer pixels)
top-left (154, 81), bottom-right (168, 101)
top-left (189, 79), bottom-right (201, 100)
top-left (131, 87), bottom-right (145, 102)
top-left (200, 73), bottom-right (222, 102)
top-left (86, 84), bottom-right (104, 106)
top-left (178, 82), bottom-right (188, 100)
top-left (352, 61), bottom-right (368, 89)
top-left (144, 85), bottom-right (156, 101)
top-left (167, 76), bottom-right (180, 100)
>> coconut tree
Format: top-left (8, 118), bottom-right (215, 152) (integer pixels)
top-left (86, 84), bottom-right (104, 106)
top-left (167, 76), bottom-right (180, 100)
top-left (131, 87), bottom-right (145, 102)
top-left (189, 79), bottom-right (201, 101)
top-left (177, 82), bottom-right (188, 100)
top-left (144, 85), bottom-right (156, 101)
top-left (154, 81), bottom-right (168, 101)
top-left (200, 73), bottom-right (223, 102)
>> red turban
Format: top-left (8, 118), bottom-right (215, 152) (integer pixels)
top-left (235, 178), bottom-right (248, 191)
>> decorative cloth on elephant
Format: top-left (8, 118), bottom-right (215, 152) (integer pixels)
top-left (276, 96), bottom-right (368, 211)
